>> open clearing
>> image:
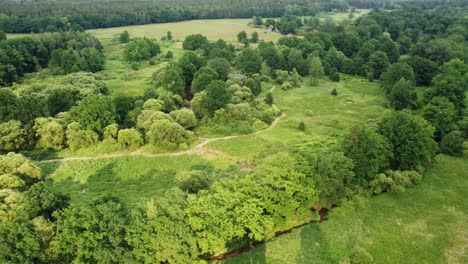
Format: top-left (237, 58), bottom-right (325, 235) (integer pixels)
top-left (223, 154), bottom-right (468, 264)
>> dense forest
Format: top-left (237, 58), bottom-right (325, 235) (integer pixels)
top-left (0, 0), bottom-right (467, 263)
top-left (0, 0), bottom-right (417, 33)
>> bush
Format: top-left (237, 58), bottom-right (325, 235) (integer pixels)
top-left (264, 92), bottom-right (274, 105)
top-left (298, 121), bottom-right (306, 131)
top-left (119, 31), bottom-right (130, 43)
top-left (349, 247), bottom-right (374, 264)
top-left (178, 170), bottom-right (212, 194)
top-left (123, 38), bottom-right (160, 61)
top-left (118, 129), bottom-right (143, 148)
top-left (440, 131), bottom-right (464, 156)
top-left (370, 170), bottom-right (422, 194)
top-left (331, 88), bottom-right (338, 96)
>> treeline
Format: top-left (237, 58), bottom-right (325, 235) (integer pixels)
top-left (0, 0), bottom-right (402, 33)
top-left (0, 32), bottom-right (104, 86)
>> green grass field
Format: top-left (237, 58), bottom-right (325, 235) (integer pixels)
top-left (207, 75), bottom-right (387, 162)
top-left (223, 154), bottom-right (468, 264)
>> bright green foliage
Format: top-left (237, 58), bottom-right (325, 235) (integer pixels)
top-left (0, 152), bottom-right (42, 185)
top-left (146, 119), bottom-right (193, 148)
top-left (439, 131), bottom-right (464, 156)
top-left (117, 128), bottom-right (143, 148)
top-left (170, 109), bottom-right (197, 129)
top-left (287, 49), bottom-right (308, 76)
top-left (69, 95), bottom-right (116, 133)
top-left (366, 51), bottom-right (389, 80)
top-left (0, 218), bottom-right (41, 264)
top-left (245, 78), bottom-right (262, 96)
top-left (61, 72), bottom-right (109, 99)
top-left (202, 80), bottom-right (231, 115)
top-left (123, 38), bottom-right (160, 61)
top-left (103, 124), bottom-right (119, 141)
top-left (0, 120), bottom-right (27, 152)
top-left (46, 89), bottom-right (75, 116)
top-left (236, 48), bottom-right (262, 76)
top-left (344, 126), bottom-right (392, 183)
top-left (152, 63), bottom-right (186, 96)
top-left (136, 110), bottom-right (173, 131)
top-left (143, 99), bottom-right (164, 111)
top-left (182, 34), bottom-right (209, 50)
top-left (370, 170), bottom-right (422, 194)
top-left (34, 117), bottom-right (65, 150)
top-left (309, 56), bottom-right (324, 85)
top-left (378, 111), bottom-right (436, 171)
top-left (380, 62), bottom-right (415, 92)
top-left (65, 122), bottom-right (99, 151)
top-left (192, 67), bottom-right (219, 93)
top-left (208, 58), bottom-right (231, 81)
top-left (119, 31), bottom-right (130, 43)
top-left (423, 97), bottom-right (458, 139)
top-left (53, 199), bottom-right (132, 263)
top-left (388, 78), bottom-right (415, 110)
top-left (296, 150), bottom-right (355, 209)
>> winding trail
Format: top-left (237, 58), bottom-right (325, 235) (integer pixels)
top-left (38, 113), bottom-right (285, 164)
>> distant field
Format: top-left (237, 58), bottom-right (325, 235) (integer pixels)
top-left (224, 154), bottom-right (468, 263)
top-left (87, 19), bottom-right (281, 42)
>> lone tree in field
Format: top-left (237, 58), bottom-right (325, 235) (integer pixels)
top-left (264, 92), bottom-right (274, 105)
top-left (251, 32), bottom-right (259, 43)
top-left (237, 31), bottom-right (248, 43)
top-left (331, 88), bottom-right (338, 96)
top-left (119, 31), bottom-right (129, 43)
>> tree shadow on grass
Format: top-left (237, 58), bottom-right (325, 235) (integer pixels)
top-left (52, 162), bottom-right (177, 208)
top-left (296, 224), bottom-right (333, 264)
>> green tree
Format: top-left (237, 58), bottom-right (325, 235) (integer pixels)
top-left (117, 128), bottom-right (143, 148)
top-left (0, 218), bottom-right (41, 264)
top-left (170, 109), bottom-right (197, 129)
top-left (344, 126), bottom-right (392, 182)
top-left (46, 89), bottom-right (75, 116)
top-left (388, 78), bottom-right (415, 110)
top-left (65, 122), bottom-right (99, 151)
top-left (439, 131), bottom-right (464, 156)
top-left (166, 31), bottom-right (173, 41)
top-left (33, 117), bottom-right (65, 150)
top-left (236, 48), bottom-right (262, 76)
top-left (309, 56), bottom-right (324, 85)
top-left (245, 78), bottom-right (262, 96)
top-left (182, 34), bottom-right (209, 50)
top-left (146, 119), bottom-right (189, 147)
top-left (123, 38), bottom-right (160, 61)
top-left (178, 51), bottom-right (205, 86)
top-left (366, 51), bottom-right (389, 80)
top-left (251, 32), bottom-right (259, 43)
top-left (237, 31), bottom-right (248, 43)
top-left (380, 62), bottom-right (415, 93)
top-left (423, 97), bottom-right (458, 139)
top-left (430, 59), bottom-right (467, 113)
top-left (119, 31), bottom-right (130, 43)
top-left (0, 89), bottom-right (17, 123)
top-left (0, 30), bottom-right (5, 41)
top-left (0, 120), bottom-right (27, 152)
top-left (202, 80), bottom-right (231, 114)
top-left (400, 56), bottom-right (437, 86)
top-left (192, 67), bottom-right (219, 93)
top-left (264, 92), bottom-right (274, 105)
top-left (208, 58), bottom-right (231, 81)
top-left (378, 111), bottom-right (436, 170)
top-left (69, 95), bottom-right (116, 134)
top-left (152, 64), bottom-right (186, 96)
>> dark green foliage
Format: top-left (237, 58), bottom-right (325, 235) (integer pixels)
top-left (0, 30), bottom-right (5, 40)
top-left (22, 181), bottom-right (69, 219)
top-left (245, 78), bottom-right (262, 96)
top-left (286, 48), bottom-right (308, 76)
top-left (298, 121), bottom-right (306, 131)
top-left (152, 63), bottom-right (186, 96)
top-left (237, 31), bottom-right (248, 43)
top-left (378, 111), bottom-right (436, 171)
top-left (251, 32), bottom-right (259, 43)
top-left (400, 56), bottom-right (438, 86)
top-left (236, 48), bottom-right (262, 76)
top-left (258, 42), bottom-right (283, 70)
top-left (264, 92), bottom-right (274, 105)
top-left (183, 34), bottom-right (209, 51)
top-left (166, 31), bottom-right (173, 41)
top-left (123, 38), bottom-right (160, 61)
top-left (202, 80), bottom-right (231, 115)
top-left (14, 94), bottom-right (49, 125)
top-left (278, 15), bottom-right (302, 34)
top-left (119, 31), bottom-right (130, 43)
top-left (366, 51), bottom-right (389, 80)
top-left (331, 88), bottom-right (338, 96)
top-left (178, 51), bottom-right (206, 86)
top-left (388, 78), bottom-right (415, 110)
top-left (439, 131), bottom-right (464, 156)
top-left (0, 89), bottom-right (17, 122)
top-left (380, 62), bottom-right (415, 93)
top-left (330, 71), bottom-right (340, 82)
top-left (208, 58), bottom-right (231, 81)
top-left (47, 89), bottom-right (75, 116)
top-left (113, 95), bottom-right (135, 125)
top-left (0, 218), bottom-right (41, 264)
top-left (423, 97), bottom-right (458, 139)
top-left (192, 67), bottom-right (219, 93)
top-left (68, 95), bottom-right (116, 134)
top-left (165, 51), bottom-right (173, 59)
top-left (179, 170), bottom-right (213, 194)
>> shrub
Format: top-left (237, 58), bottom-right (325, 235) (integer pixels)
top-left (178, 170), bottom-right (212, 194)
top-left (440, 131), bottom-right (464, 156)
top-left (331, 88), bottom-right (338, 96)
top-left (118, 129), bottom-right (143, 148)
top-left (298, 121), bottom-right (306, 131)
top-left (370, 170), bottom-right (422, 194)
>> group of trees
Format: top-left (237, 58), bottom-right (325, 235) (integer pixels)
top-left (0, 32), bottom-right (104, 86)
top-left (0, 0), bottom-right (406, 34)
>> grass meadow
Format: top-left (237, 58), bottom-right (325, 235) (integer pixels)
top-left (223, 154), bottom-right (468, 264)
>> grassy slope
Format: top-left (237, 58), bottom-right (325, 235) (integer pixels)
top-left (40, 155), bottom-right (235, 208)
top-left (208, 75), bottom-right (387, 162)
top-left (223, 154), bottom-right (468, 264)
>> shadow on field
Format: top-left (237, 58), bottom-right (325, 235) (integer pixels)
top-left (296, 224), bottom-right (332, 264)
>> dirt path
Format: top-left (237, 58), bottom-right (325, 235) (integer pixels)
top-left (38, 112), bottom-right (285, 164)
